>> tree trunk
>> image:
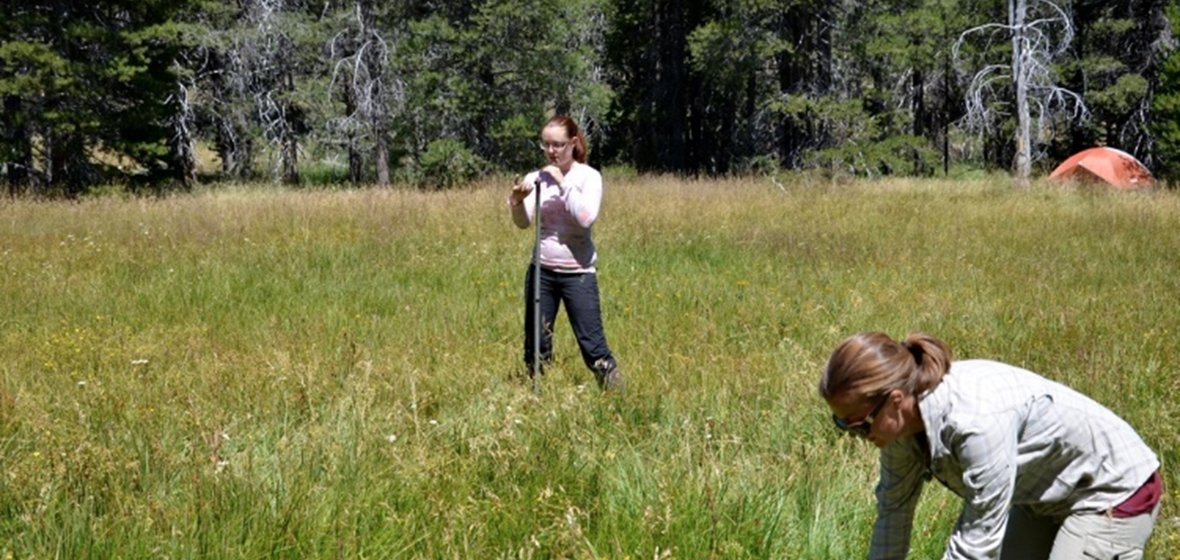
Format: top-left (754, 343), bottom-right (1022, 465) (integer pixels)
top-left (776, 8), bottom-right (808, 168)
top-left (744, 42), bottom-right (758, 155)
top-left (2, 95), bottom-right (31, 193)
top-left (281, 72), bottom-right (300, 186)
top-left (48, 129), bottom-right (88, 198)
top-left (1011, 0), bottom-right (1032, 188)
top-left (344, 84), bottom-right (362, 185)
top-left (654, 0), bottom-right (687, 171)
top-left (943, 30), bottom-right (952, 176)
top-left (374, 129), bottom-right (390, 188)
top-left (282, 132), bottom-right (299, 185)
top-left (217, 117), bottom-right (254, 179)
top-left (913, 67), bottom-right (926, 137)
top-left (359, 0), bottom-right (391, 188)
top-left (174, 80), bottom-right (197, 186)
top-left (815, 4), bottom-right (832, 94)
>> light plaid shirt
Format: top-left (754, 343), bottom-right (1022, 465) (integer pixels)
top-left (870, 360), bottom-right (1159, 560)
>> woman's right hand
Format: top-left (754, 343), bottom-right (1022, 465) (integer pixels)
top-left (510, 175), bottom-right (534, 204)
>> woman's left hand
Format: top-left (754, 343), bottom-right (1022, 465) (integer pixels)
top-left (541, 165), bottom-right (565, 188)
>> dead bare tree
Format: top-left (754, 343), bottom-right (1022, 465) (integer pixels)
top-left (241, 0), bottom-right (308, 185)
top-left (167, 75), bottom-right (198, 185)
top-left (187, 2), bottom-right (269, 181)
top-left (954, 0), bottom-right (1087, 187)
top-left (212, 35), bottom-right (257, 179)
top-left (327, 0), bottom-right (404, 187)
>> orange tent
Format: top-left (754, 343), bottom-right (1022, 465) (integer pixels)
top-left (1048, 147), bottom-right (1153, 190)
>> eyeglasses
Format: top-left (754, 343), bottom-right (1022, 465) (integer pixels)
top-left (538, 141), bottom-right (571, 152)
top-left (832, 394), bottom-right (890, 437)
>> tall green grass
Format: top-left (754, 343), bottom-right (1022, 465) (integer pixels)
top-left (0, 177), bottom-right (1177, 558)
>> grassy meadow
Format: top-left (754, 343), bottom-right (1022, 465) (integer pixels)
top-left (1, 176), bottom-right (1178, 558)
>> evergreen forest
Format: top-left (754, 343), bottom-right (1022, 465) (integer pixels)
top-left (2, 0), bottom-right (1179, 195)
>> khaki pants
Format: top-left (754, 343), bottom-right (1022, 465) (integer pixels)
top-left (1000, 502), bottom-right (1161, 559)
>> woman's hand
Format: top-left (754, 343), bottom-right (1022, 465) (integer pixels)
top-left (509, 175), bottom-right (533, 205)
top-left (541, 165), bottom-right (565, 188)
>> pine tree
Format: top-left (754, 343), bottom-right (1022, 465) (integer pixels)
top-left (1149, 0), bottom-right (1180, 180)
top-left (0, 0), bottom-right (195, 194)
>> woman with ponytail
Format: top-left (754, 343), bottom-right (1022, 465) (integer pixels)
top-left (819, 332), bottom-right (1161, 559)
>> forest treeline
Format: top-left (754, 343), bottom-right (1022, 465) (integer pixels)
top-left (2, 0), bottom-right (1179, 195)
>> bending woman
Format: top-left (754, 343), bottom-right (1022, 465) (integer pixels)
top-left (818, 332), bottom-right (1161, 559)
top-left (507, 115), bottom-right (622, 391)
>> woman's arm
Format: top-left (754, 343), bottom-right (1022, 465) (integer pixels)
top-left (509, 172), bottom-right (539, 229)
top-left (870, 438), bottom-right (927, 560)
top-left (565, 179), bottom-right (601, 228)
top-left (941, 415), bottom-right (1019, 559)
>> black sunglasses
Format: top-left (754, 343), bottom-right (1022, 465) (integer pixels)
top-left (832, 394), bottom-right (890, 437)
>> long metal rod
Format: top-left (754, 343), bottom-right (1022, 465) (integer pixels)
top-left (531, 177), bottom-right (542, 394)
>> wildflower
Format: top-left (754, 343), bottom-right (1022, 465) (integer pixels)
top-left (386, 434), bottom-right (398, 443)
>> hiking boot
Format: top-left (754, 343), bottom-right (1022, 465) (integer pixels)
top-left (592, 358), bottom-right (625, 393)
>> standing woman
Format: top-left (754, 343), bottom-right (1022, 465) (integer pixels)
top-left (507, 115), bottom-right (622, 391)
top-left (818, 332), bottom-right (1161, 559)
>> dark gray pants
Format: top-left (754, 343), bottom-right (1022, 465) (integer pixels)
top-left (523, 265), bottom-right (615, 373)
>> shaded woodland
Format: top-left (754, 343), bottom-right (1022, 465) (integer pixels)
top-left (1, 0), bottom-right (1177, 194)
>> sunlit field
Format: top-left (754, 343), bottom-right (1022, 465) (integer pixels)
top-left (1, 176), bottom-right (1177, 558)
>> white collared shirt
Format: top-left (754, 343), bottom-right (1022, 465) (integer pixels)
top-left (870, 360), bottom-right (1158, 560)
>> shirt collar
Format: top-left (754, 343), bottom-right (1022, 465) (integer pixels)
top-left (916, 378), bottom-right (953, 457)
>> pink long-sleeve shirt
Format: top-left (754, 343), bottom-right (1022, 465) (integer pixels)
top-left (510, 162), bottom-right (603, 273)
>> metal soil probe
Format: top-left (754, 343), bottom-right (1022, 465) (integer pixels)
top-left (531, 176), bottom-right (543, 394)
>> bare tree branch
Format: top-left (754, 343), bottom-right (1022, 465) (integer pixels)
top-left (954, 0), bottom-right (1087, 186)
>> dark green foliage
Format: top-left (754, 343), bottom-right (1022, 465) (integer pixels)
top-left (603, 0), bottom-right (706, 172)
top-left (1055, 0), bottom-right (1171, 170)
top-left (0, 0), bottom-right (195, 195)
top-left (1149, 1), bottom-right (1180, 181)
top-left (0, 0), bottom-right (1176, 192)
top-left (395, 0), bottom-right (611, 176)
top-left (409, 138), bottom-right (488, 189)
top-left (1154, 59), bottom-right (1180, 179)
